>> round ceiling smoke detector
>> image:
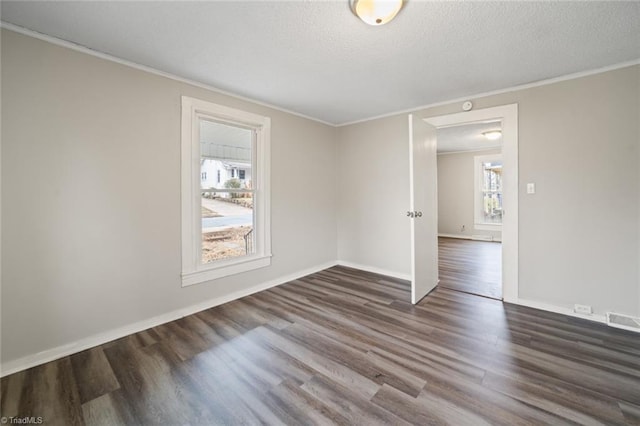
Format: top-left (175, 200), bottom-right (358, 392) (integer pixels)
top-left (462, 101), bottom-right (473, 111)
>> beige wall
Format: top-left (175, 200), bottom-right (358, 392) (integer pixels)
top-left (437, 149), bottom-right (502, 240)
top-left (337, 64), bottom-right (640, 317)
top-left (1, 29), bottom-right (337, 365)
top-left (2, 28), bottom-right (639, 369)
top-left (336, 114), bottom-right (410, 277)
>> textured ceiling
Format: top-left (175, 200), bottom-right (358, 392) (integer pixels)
top-left (437, 121), bottom-right (502, 154)
top-left (2, 1), bottom-right (639, 125)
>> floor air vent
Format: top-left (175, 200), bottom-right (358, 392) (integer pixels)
top-left (606, 312), bottom-right (640, 333)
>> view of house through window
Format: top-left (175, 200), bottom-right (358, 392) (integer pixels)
top-left (182, 96), bottom-right (270, 286)
top-left (200, 119), bottom-right (255, 263)
top-left (478, 158), bottom-right (503, 225)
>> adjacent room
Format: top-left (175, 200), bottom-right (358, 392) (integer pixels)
top-left (437, 121), bottom-right (503, 300)
top-left (2, 1), bottom-right (639, 425)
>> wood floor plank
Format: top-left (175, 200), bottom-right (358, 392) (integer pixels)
top-left (70, 347), bottom-right (120, 404)
top-left (150, 320), bottom-right (211, 361)
top-left (220, 327), bottom-right (318, 386)
top-left (281, 322), bottom-right (426, 398)
top-left (179, 348), bottom-right (286, 425)
top-left (618, 401), bottom-right (640, 426)
top-left (265, 378), bottom-right (350, 426)
top-left (419, 368), bottom-right (574, 426)
top-left (372, 383), bottom-right (489, 426)
top-left (252, 325), bottom-right (381, 399)
top-left (2, 265), bottom-right (639, 424)
top-left (81, 390), bottom-right (140, 426)
top-left (102, 341), bottom-right (219, 424)
top-left (438, 237), bottom-right (502, 299)
top-left (300, 374), bottom-right (411, 426)
top-left (12, 358), bottom-right (85, 425)
top-left (0, 370), bottom-right (27, 419)
top-left (494, 338), bottom-right (640, 403)
top-left (367, 346), bottom-right (487, 389)
top-left (482, 371), bottom-right (627, 425)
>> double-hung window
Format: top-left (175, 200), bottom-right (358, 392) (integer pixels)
top-left (474, 154), bottom-right (503, 229)
top-left (181, 96), bottom-right (271, 286)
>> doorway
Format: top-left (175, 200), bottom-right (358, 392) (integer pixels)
top-left (409, 104), bottom-right (518, 305)
top-left (436, 121), bottom-right (503, 300)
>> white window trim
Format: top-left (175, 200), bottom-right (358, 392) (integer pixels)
top-left (474, 153), bottom-right (503, 230)
top-left (181, 96), bottom-right (271, 287)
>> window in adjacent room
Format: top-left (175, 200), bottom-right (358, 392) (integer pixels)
top-left (474, 154), bottom-right (503, 228)
top-left (181, 96), bottom-right (271, 286)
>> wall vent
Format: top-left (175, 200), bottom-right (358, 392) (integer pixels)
top-left (606, 312), bottom-right (640, 333)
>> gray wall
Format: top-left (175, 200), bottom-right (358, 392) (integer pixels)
top-left (337, 65), bottom-right (640, 317)
top-left (1, 29), bottom-right (338, 364)
top-left (437, 149), bottom-right (502, 240)
top-left (336, 114), bottom-right (410, 277)
top-left (2, 28), bottom-right (639, 368)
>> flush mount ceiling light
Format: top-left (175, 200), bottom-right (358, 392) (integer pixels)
top-left (350, 0), bottom-right (404, 26)
top-left (482, 130), bottom-right (502, 141)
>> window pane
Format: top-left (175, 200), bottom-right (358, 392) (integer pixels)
top-left (200, 119), bottom-right (255, 263)
top-left (482, 161), bottom-right (502, 191)
top-left (200, 119), bottom-right (252, 191)
top-left (482, 192), bottom-right (503, 224)
top-left (480, 160), bottom-right (503, 224)
top-left (202, 194), bottom-right (255, 263)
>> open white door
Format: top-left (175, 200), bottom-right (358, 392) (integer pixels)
top-left (409, 114), bottom-right (438, 304)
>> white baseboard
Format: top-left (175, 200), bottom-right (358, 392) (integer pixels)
top-left (514, 298), bottom-right (607, 324)
top-left (2, 259), bottom-right (613, 377)
top-left (0, 261), bottom-right (337, 377)
top-left (438, 233), bottom-right (502, 242)
top-left (335, 260), bottom-right (411, 281)
top-left (438, 233), bottom-right (473, 240)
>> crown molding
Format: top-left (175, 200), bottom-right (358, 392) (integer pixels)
top-left (2, 21), bottom-right (638, 128)
top-left (337, 58), bottom-right (640, 127)
top-left (0, 21), bottom-right (335, 127)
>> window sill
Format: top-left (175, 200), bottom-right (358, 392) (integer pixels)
top-left (181, 255), bottom-right (272, 287)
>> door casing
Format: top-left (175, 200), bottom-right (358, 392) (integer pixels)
top-left (413, 104), bottom-right (519, 303)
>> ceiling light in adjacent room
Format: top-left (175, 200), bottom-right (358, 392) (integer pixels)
top-left (350, 0), bottom-right (404, 25)
top-left (482, 130), bottom-right (502, 141)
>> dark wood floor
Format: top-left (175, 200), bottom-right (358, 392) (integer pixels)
top-left (438, 237), bottom-right (502, 299)
top-left (2, 266), bottom-right (640, 425)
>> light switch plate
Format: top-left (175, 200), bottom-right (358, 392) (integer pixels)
top-left (527, 183), bottom-right (535, 194)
